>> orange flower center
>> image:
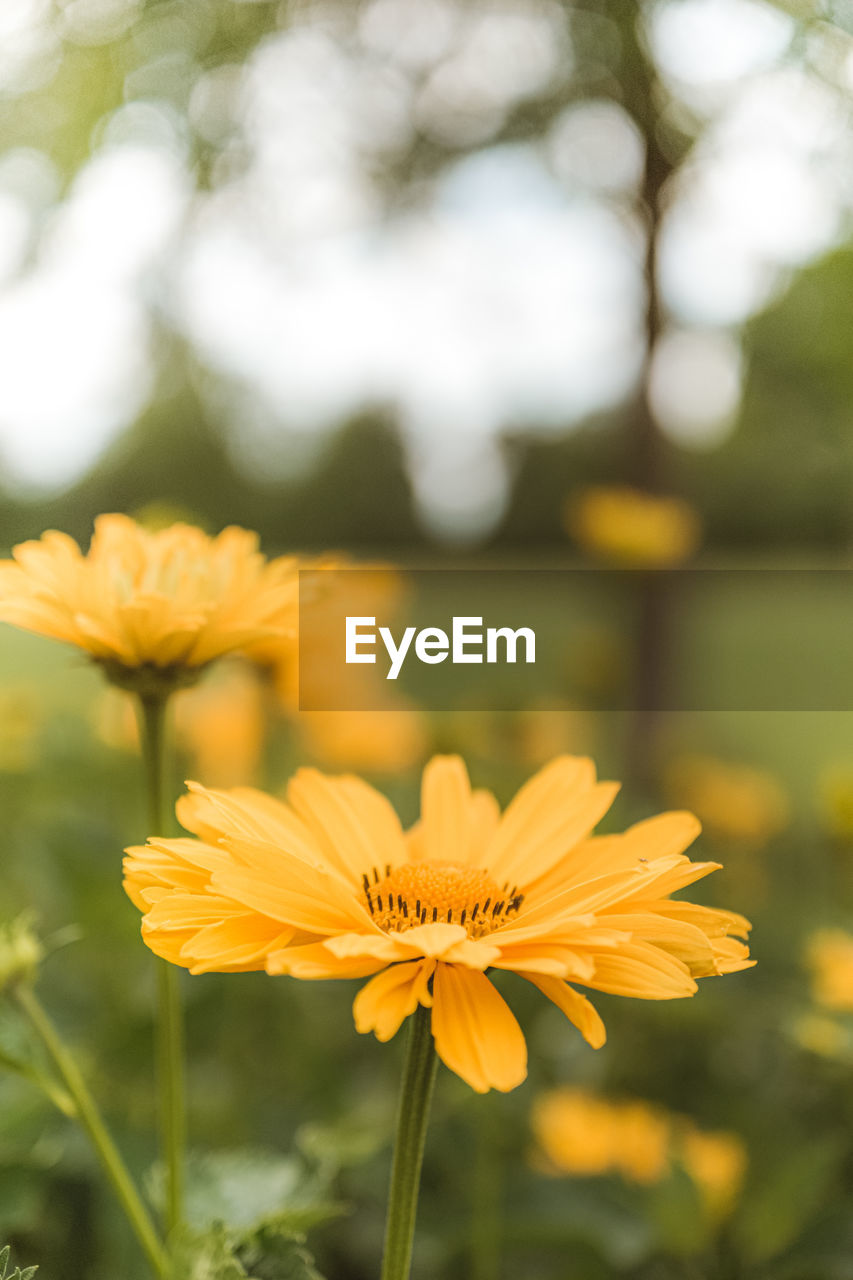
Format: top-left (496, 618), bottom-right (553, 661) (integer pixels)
top-left (361, 861), bottom-right (523, 939)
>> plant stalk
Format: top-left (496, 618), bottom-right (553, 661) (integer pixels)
top-left (380, 1004), bottom-right (439, 1280)
top-left (15, 984), bottom-right (167, 1277)
top-left (137, 692), bottom-right (186, 1240)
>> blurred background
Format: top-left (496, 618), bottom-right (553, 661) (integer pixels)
top-left (2, 0), bottom-right (853, 550)
top-left (4, 0), bottom-right (853, 1277)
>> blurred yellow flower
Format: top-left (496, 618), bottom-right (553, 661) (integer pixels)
top-left (533, 1087), bottom-right (746, 1214)
top-left (0, 687), bottom-right (42, 772)
top-left (513, 705), bottom-right (598, 769)
top-left (619, 1102), bottom-right (673, 1184)
top-left (249, 558), bottom-right (402, 713)
top-left (96, 665), bottom-right (267, 783)
top-left (818, 764), bottom-right (853, 840)
top-left (430, 707), bottom-right (594, 773)
top-left (680, 1126), bottom-right (747, 1218)
top-left (251, 556), bottom-right (425, 775)
top-left (176, 666), bottom-right (266, 787)
top-left (565, 485), bottom-right (700, 567)
top-left (297, 707), bottom-right (427, 775)
top-left (125, 754), bottom-right (752, 1093)
top-left (532, 1090), bottom-right (631, 1178)
top-left (0, 515), bottom-right (298, 694)
top-left (792, 1012), bottom-right (847, 1058)
top-left (94, 688), bottom-right (139, 753)
top-left (533, 1090), bottom-right (670, 1183)
top-left (806, 929), bottom-right (853, 1011)
top-left (664, 755), bottom-right (788, 847)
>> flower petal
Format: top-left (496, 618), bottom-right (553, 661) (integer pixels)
top-left (286, 768), bottom-right (408, 881)
top-left (584, 942), bottom-right (698, 999)
top-left (123, 838), bottom-right (229, 910)
top-left (419, 755), bottom-right (477, 864)
top-left (430, 964), bottom-right (527, 1093)
top-left (487, 756), bottom-right (620, 886)
top-left (267, 941), bottom-right (388, 979)
top-left (524, 973), bottom-right (606, 1048)
top-left (528, 811), bottom-right (702, 902)
top-left (354, 959), bottom-right (436, 1041)
top-left (210, 836), bottom-right (373, 933)
top-left (180, 783), bottom-right (321, 864)
top-left (139, 891), bottom-right (291, 974)
top-left (491, 943), bottom-right (596, 980)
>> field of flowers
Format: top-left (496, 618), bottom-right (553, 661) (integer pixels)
top-left (1, 517), bottom-right (852, 1280)
top-left (5, 0), bottom-right (853, 1273)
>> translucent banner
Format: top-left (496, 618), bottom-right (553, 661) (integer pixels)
top-left (297, 567), bottom-right (853, 712)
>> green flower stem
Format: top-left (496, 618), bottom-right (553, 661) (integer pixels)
top-left (138, 692), bottom-right (186, 1240)
top-left (15, 984), bottom-right (167, 1278)
top-left (470, 1098), bottom-right (501, 1280)
top-left (155, 959), bottom-right (185, 1238)
top-left (381, 1004), bottom-right (439, 1280)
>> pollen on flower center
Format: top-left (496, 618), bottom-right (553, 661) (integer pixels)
top-left (361, 861), bottom-right (524, 939)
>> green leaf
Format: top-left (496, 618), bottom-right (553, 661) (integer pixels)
top-left (0, 1244), bottom-right (38, 1280)
top-left (170, 1226), bottom-right (248, 1280)
top-left (151, 1149), bottom-right (339, 1235)
top-left (172, 1220), bottom-right (327, 1280)
top-left (0, 1045), bottom-right (74, 1117)
top-left (236, 1220), bottom-right (326, 1280)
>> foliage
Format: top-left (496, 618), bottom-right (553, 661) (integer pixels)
top-left (171, 1223), bottom-right (324, 1280)
top-left (150, 1148), bottom-right (340, 1280)
top-left (150, 1149), bottom-right (343, 1237)
top-left (0, 1245), bottom-right (36, 1280)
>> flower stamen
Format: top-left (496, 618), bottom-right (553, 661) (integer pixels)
top-left (362, 862), bottom-right (524, 939)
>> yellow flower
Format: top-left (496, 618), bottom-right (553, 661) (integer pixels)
top-left (248, 557), bottom-right (402, 713)
top-left (806, 928), bottom-right (853, 1011)
top-left (618, 1102), bottom-right (673, 1184)
top-left (533, 1088), bottom-right (746, 1215)
top-left (532, 1089), bottom-right (670, 1183)
top-left (435, 706), bottom-right (596, 772)
top-left (514, 705), bottom-right (597, 769)
top-left (124, 755), bottom-right (753, 1093)
top-left (0, 686), bottom-right (42, 772)
top-left (94, 688), bottom-right (140, 753)
top-left (297, 707), bottom-right (428, 775)
top-left (176, 666), bottom-right (266, 787)
top-left (818, 764), bottom-right (853, 840)
top-left (792, 1012), bottom-right (847, 1058)
top-left (565, 485), bottom-right (700, 567)
top-left (680, 1126), bottom-right (746, 1218)
top-left (664, 755), bottom-right (788, 847)
top-left (0, 515), bottom-right (298, 693)
top-left (532, 1090), bottom-right (624, 1178)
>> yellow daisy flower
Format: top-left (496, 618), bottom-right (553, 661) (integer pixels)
top-left (0, 515), bottom-right (298, 693)
top-left (805, 928), bottom-right (853, 1012)
top-left (566, 485), bottom-right (700, 568)
top-left (176, 665), bottom-right (266, 788)
top-left (296, 706), bottom-right (428, 775)
top-left (124, 755), bottom-right (753, 1093)
top-left (532, 1087), bottom-right (747, 1215)
top-left (680, 1126), bottom-right (747, 1217)
top-left (664, 755), bottom-right (788, 847)
top-left (531, 1088), bottom-right (670, 1184)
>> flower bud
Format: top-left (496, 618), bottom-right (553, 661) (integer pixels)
top-left (0, 915), bottom-right (43, 996)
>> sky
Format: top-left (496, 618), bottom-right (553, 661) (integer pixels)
top-left (0, 0), bottom-right (850, 536)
